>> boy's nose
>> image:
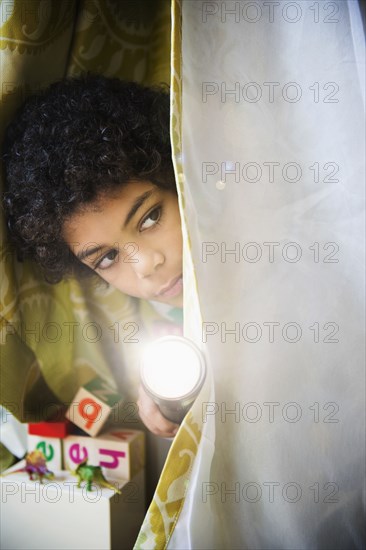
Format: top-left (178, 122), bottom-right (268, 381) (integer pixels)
top-left (133, 248), bottom-right (165, 279)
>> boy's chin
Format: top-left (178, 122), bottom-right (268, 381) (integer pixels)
top-left (153, 293), bottom-right (183, 309)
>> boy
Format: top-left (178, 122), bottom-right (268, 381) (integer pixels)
top-left (3, 74), bottom-right (182, 438)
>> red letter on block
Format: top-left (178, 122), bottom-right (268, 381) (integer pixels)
top-left (78, 398), bottom-right (102, 430)
top-left (99, 449), bottom-right (125, 469)
top-left (66, 383), bottom-right (114, 436)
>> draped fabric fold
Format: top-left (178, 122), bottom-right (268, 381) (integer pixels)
top-left (138, 1), bottom-right (365, 548)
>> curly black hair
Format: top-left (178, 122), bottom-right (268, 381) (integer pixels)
top-left (2, 74), bottom-right (175, 283)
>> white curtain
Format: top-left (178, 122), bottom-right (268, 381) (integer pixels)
top-left (170, 1), bottom-right (365, 548)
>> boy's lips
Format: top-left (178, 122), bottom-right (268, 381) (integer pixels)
top-left (155, 275), bottom-right (183, 299)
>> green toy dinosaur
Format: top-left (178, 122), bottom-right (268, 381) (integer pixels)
top-left (72, 459), bottom-right (121, 494)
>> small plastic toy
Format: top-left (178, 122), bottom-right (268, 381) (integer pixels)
top-left (73, 459), bottom-right (121, 494)
top-left (2, 450), bottom-right (54, 482)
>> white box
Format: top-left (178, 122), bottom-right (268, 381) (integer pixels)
top-left (0, 461), bottom-right (145, 550)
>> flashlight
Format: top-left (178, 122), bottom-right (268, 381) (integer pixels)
top-left (140, 336), bottom-right (206, 424)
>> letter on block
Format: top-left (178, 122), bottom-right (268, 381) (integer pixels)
top-left (63, 429), bottom-right (145, 480)
top-left (27, 434), bottom-right (63, 470)
top-left (65, 378), bottom-right (123, 436)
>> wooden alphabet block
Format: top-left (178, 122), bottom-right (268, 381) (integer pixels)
top-left (28, 420), bottom-right (71, 439)
top-left (27, 434), bottom-right (63, 470)
top-left (65, 377), bottom-right (123, 436)
top-left (63, 429), bottom-right (145, 481)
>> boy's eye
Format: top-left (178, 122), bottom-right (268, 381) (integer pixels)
top-left (140, 206), bottom-right (161, 231)
top-left (95, 249), bottom-right (118, 270)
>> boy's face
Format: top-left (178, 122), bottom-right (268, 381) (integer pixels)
top-left (62, 181), bottom-right (183, 308)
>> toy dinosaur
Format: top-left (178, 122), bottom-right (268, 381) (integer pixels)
top-left (72, 459), bottom-right (121, 494)
top-left (2, 450), bottom-right (54, 483)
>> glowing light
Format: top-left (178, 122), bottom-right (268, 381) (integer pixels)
top-left (140, 336), bottom-right (206, 423)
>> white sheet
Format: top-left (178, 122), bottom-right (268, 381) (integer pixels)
top-left (169, 1), bottom-right (365, 548)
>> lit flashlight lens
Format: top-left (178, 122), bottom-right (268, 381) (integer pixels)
top-left (140, 336), bottom-right (206, 423)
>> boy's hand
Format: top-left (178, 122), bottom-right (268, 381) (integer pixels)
top-left (137, 385), bottom-right (179, 438)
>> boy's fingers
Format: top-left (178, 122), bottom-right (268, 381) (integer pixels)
top-left (137, 399), bottom-right (178, 436)
top-left (137, 385), bottom-right (179, 437)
